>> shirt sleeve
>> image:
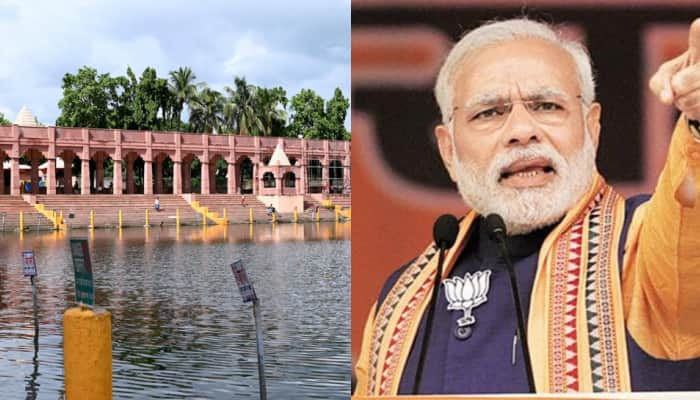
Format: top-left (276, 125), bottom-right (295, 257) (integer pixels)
top-left (623, 116), bottom-right (700, 360)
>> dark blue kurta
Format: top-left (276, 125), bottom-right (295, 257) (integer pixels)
top-left (374, 195), bottom-right (700, 394)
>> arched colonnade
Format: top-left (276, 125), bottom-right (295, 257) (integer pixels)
top-left (0, 126), bottom-right (351, 196)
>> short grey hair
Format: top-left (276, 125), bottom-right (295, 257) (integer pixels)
top-left (434, 18), bottom-right (596, 125)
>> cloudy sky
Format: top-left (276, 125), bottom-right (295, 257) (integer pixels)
top-left (0, 0), bottom-right (350, 128)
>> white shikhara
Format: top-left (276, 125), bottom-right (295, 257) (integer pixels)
top-left (442, 270), bottom-right (492, 328)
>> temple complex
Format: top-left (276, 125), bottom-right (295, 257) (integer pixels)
top-left (0, 107), bottom-right (351, 201)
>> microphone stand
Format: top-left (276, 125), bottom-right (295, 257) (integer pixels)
top-left (493, 234), bottom-right (536, 393)
top-left (412, 214), bottom-right (458, 394)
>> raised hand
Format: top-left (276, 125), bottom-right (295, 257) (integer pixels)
top-left (649, 19), bottom-right (700, 121)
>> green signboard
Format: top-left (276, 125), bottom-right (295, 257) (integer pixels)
top-left (69, 239), bottom-right (94, 307)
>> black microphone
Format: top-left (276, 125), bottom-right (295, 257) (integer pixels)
top-left (413, 214), bottom-right (459, 394)
top-left (485, 214), bottom-right (536, 393)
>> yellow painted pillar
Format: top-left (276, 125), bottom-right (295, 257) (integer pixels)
top-left (118, 209), bottom-right (123, 229)
top-left (249, 207), bottom-right (253, 224)
top-left (63, 307), bottom-right (112, 400)
top-left (53, 211), bottom-right (58, 230)
top-left (145, 209), bottom-right (150, 227)
top-left (19, 211), bottom-right (24, 231)
top-left (272, 211), bottom-right (276, 224)
top-left (176, 208), bottom-right (180, 227)
top-left (202, 207), bottom-right (208, 225)
top-left (222, 208), bottom-right (228, 225)
top-left (315, 208), bottom-right (320, 222)
top-left (294, 209), bottom-right (298, 223)
top-left (90, 210), bottom-right (95, 229)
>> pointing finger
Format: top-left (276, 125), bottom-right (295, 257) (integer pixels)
top-left (687, 18), bottom-right (700, 64)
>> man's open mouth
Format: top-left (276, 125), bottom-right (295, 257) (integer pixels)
top-left (498, 158), bottom-right (555, 183)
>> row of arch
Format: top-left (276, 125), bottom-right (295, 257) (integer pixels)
top-left (0, 148), bottom-right (347, 196)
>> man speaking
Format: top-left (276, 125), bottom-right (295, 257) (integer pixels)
top-left (354, 17), bottom-right (700, 395)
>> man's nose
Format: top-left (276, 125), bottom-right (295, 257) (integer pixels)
top-left (501, 103), bottom-right (541, 146)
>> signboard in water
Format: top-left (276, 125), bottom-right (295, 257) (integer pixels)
top-left (22, 250), bottom-right (37, 277)
top-left (231, 259), bottom-right (257, 303)
top-left (70, 239), bottom-right (95, 307)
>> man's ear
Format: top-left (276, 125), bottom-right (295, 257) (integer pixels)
top-left (586, 102), bottom-right (602, 149)
top-left (435, 124), bottom-right (457, 182)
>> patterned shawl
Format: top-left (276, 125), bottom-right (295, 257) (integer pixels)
top-left (361, 174), bottom-right (631, 395)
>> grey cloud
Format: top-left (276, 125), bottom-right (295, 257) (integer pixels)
top-left (0, 0), bottom-right (349, 126)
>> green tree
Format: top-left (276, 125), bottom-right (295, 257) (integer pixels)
top-left (288, 88), bottom-right (349, 140)
top-left (0, 112), bottom-right (11, 125)
top-left (108, 73), bottom-right (135, 129)
top-left (325, 88), bottom-right (350, 140)
top-left (189, 85), bottom-right (224, 133)
top-left (56, 67), bottom-right (114, 128)
top-left (254, 86), bottom-right (288, 136)
top-left (223, 77), bottom-right (263, 136)
top-left (131, 67), bottom-right (172, 130)
top-left (169, 67), bottom-right (198, 131)
top-left (288, 88), bottom-right (325, 139)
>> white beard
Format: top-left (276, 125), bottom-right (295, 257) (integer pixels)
top-left (451, 132), bottom-right (597, 235)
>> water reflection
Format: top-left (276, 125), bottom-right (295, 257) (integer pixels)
top-left (0, 223), bottom-right (350, 399)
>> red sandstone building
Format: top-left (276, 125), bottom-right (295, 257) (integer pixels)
top-left (0, 108), bottom-right (350, 201)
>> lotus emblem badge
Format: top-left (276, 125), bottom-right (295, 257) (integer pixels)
top-left (443, 269), bottom-right (492, 340)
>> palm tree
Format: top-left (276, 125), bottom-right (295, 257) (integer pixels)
top-left (254, 87), bottom-right (288, 136)
top-left (169, 67), bottom-right (197, 131)
top-left (189, 85), bottom-right (224, 134)
top-left (223, 76), bottom-right (263, 136)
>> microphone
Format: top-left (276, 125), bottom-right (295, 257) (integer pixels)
top-left (434, 214), bottom-right (460, 249)
top-left (413, 214), bottom-right (459, 394)
top-left (485, 214), bottom-right (536, 393)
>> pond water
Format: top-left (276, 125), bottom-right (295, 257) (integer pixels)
top-left (0, 223), bottom-right (350, 399)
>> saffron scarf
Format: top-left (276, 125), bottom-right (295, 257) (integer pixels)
top-left (360, 174), bottom-right (631, 395)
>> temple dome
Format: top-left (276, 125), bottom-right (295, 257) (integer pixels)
top-left (14, 106), bottom-right (39, 127)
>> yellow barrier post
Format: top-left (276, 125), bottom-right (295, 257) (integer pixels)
top-left (118, 209), bottom-right (123, 229)
top-left (176, 208), bottom-right (180, 227)
top-left (223, 208), bottom-right (228, 225)
top-left (272, 210), bottom-right (276, 224)
top-left (145, 209), bottom-right (149, 227)
top-left (19, 211), bottom-right (24, 231)
top-left (335, 206), bottom-right (339, 223)
top-left (294, 208), bottom-right (298, 224)
top-left (63, 307), bottom-right (112, 400)
top-left (90, 210), bottom-right (95, 229)
top-left (249, 208), bottom-right (253, 224)
top-left (316, 208), bottom-right (320, 222)
top-left (52, 211), bottom-right (58, 230)
top-left (202, 207), bottom-right (208, 226)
